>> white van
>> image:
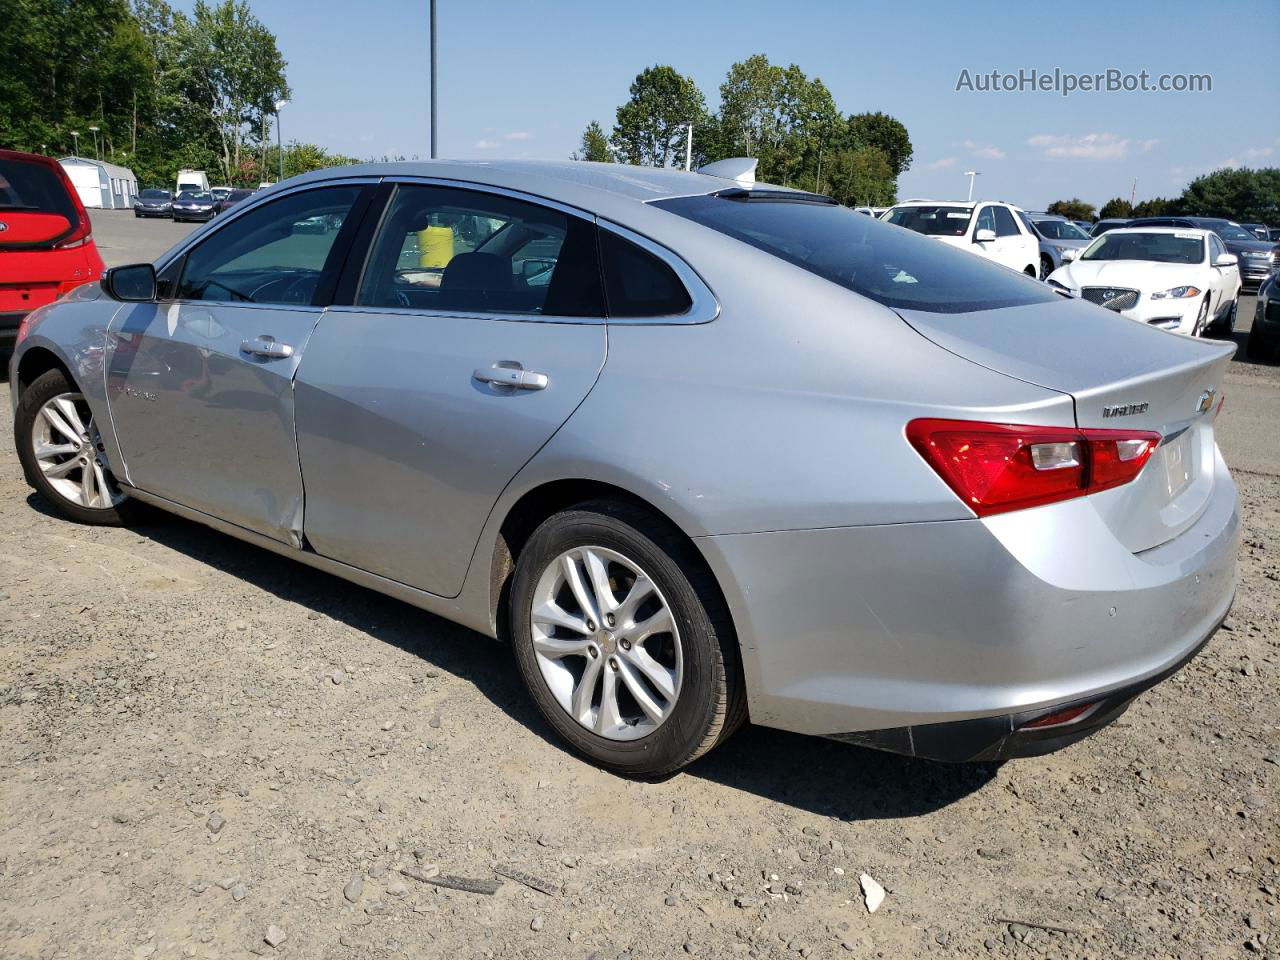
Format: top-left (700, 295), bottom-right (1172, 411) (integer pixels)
top-left (176, 169), bottom-right (210, 195)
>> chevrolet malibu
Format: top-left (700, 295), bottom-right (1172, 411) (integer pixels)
top-left (9, 160), bottom-right (1238, 776)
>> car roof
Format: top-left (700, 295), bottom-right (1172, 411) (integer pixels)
top-left (285, 159), bottom-right (771, 205)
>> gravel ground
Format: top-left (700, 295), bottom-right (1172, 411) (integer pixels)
top-left (1, 215), bottom-right (1277, 959)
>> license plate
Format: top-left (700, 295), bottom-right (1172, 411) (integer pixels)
top-left (1162, 431), bottom-right (1193, 500)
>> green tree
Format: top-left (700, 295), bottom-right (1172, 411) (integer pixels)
top-left (572, 121), bottom-right (611, 162)
top-left (610, 66), bottom-right (707, 168)
top-left (1047, 198), bottom-right (1097, 221)
top-left (814, 147), bottom-right (895, 207)
top-left (1178, 168), bottom-right (1280, 223)
top-left (845, 112), bottom-right (913, 178)
top-left (1098, 197), bottom-right (1133, 220)
top-left (1132, 196), bottom-right (1176, 217)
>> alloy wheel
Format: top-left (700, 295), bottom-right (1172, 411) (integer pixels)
top-left (29, 392), bottom-right (124, 510)
top-left (529, 546), bottom-right (683, 741)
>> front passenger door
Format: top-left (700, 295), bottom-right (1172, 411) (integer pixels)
top-left (105, 184), bottom-right (367, 543)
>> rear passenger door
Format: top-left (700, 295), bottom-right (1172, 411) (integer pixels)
top-left (293, 182), bottom-right (609, 597)
top-left (991, 205), bottom-right (1030, 273)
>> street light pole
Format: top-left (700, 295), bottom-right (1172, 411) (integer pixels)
top-left (70, 131), bottom-right (80, 156)
top-left (964, 170), bottom-right (980, 202)
top-left (274, 99), bottom-right (288, 182)
top-left (89, 126), bottom-right (100, 160)
top-left (685, 123), bottom-right (693, 171)
top-left (429, 0), bottom-right (438, 159)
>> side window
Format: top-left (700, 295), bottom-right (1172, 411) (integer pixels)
top-left (599, 229), bottom-right (692, 317)
top-left (1209, 235), bottom-right (1225, 261)
top-left (176, 186), bottom-right (360, 304)
top-left (993, 206), bottom-right (1021, 237)
top-left (974, 206), bottom-right (997, 236)
top-left (356, 184), bottom-right (603, 317)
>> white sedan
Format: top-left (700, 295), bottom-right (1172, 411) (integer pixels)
top-left (1047, 227), bottom-right (1241, 337)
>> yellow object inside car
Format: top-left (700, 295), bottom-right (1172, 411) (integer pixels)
top-left (418, 225), bottom-right (454, 269)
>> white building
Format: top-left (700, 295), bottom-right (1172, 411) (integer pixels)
top-left (58, 156), bottom-right (138, 210)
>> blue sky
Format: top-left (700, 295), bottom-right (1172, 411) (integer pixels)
top-left (221, 0), bottom-right (1278, 209)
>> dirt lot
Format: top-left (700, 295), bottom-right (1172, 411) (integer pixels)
top-left (1, 213), bottom-right (1278, 959)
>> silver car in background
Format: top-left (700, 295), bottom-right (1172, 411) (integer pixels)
top-left (10, 161), bottom-right (1237, 776)
top-left (1020, 211), bottom-right (1092, 279)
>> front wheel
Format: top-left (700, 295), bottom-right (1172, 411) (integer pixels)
top-left (15, 369), bottom-right (134, 525)
top-left (1191, 296), bottom-right (1211, 337)
top-left (1039, 254), bottom-right (1054, 281)
top-left (509, 501), bottom-right (745, 776)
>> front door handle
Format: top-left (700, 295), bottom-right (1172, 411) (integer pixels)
top-left (473, 362), bottom-right (549, 391)
top-left (240, 336), bottom-right (294, 359)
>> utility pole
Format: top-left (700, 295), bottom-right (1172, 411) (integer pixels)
top-left (964, 170), bottom-right (980, 202)
top-left (685, 123), bottom-right (693, 171)
top-left (429, 0), bottom-right (438, 159)
top-left (275, 99), bottom-right (288, 182)
top-left (1130, 179), bottom-right (1137, 206)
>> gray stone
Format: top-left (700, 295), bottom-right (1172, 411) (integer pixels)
top-left (343, 877), bottom-right (363, 903)
top-left (264, 926), bottom-right (287, 948)
top-left (230, 883), bottom-right (248, 902)
top-left (530, 916), bottom-right (544, 932)
top-left (206, 813), bottom-right (225, 834)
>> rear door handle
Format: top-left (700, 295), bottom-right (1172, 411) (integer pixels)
top-left (473, 362), bottom-right (549, 391)
top-left (240, 336), bottom-right (294, 359)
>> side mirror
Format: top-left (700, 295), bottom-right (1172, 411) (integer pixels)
top-left (1061, 248), bottom-right (1079, 263)
top-left (1214, 253), bottom-right (1238, 267)
top-left (103, 263), bottom-right (157, 302)
top-left (974, 228), bottom-right (996, 243)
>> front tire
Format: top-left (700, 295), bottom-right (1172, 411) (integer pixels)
top-left (1191, 296), bottom-right (1210, 337)
top-left (510, 501), bottom-right (745, 776)
top-left (1039, 254), bottom-right (1054, 281)
top-left (15, 369), bottom-right (133, 525)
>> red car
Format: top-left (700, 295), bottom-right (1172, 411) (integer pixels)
top-left (1, 149), bottom-right (105, 358)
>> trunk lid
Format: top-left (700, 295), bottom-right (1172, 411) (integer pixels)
top-left (897, 296), bottom-right (1234, 552)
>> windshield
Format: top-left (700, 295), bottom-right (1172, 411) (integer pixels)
top-left (884, 205), bottom-right (974, 237)
top-left (653, 193), bottom-right (1059, 314)
top-left (139, 189), bottom-right (170, 200)
top-left (1080, 232), bottom-right (1204, 265)
top-left (1032, 219), bottom-right (1089, 241)
top-left (178, 192), bottom-right (212, 202)
top-left (1204, 220), bottom-right (1253, 242)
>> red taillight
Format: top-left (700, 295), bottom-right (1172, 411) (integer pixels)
top-left (906, 419), bottom-right (1161, 517)
top-left (1019, 701), bottom-right (1099, 729)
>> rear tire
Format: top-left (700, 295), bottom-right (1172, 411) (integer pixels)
top-left (1039, 254), bottom-right (1054, 281)
top-left (1024, 265), bottom-right (1037, 278)
top-left (1247, 323), bottom-right (1277, 361)
top-left (509, 500), bottom-right (746, 776)
top-left (15, 369), bottom-right (135, 526)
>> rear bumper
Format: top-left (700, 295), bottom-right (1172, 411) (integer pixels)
top-left (697, 449), bottom-right (1239, 757)
top-left (827, 620), bottom-right (1218, 761)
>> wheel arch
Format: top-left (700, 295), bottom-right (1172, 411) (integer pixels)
top-left (488, 478), bottom-right (735, 649)
top-left (14, 346), bottom-right (76, 399)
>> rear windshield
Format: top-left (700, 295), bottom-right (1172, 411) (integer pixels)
top-left (0, 155), bottom-right (77, 219)
top-left (884, 205), bottom-right (973, 237)
top-left (139, 189), bottom-right (170, 200)
top-left (1032, 219), bottom-right (1089, 241)
top-left (1081, 232), bottom-right (1204, 264)
top-left (653, 193), bottom-right (1058, 314)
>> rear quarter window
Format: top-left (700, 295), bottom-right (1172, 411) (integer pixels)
top-left (600, 229), bottom-right (692, 317)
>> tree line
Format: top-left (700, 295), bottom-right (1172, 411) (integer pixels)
top-left (1047, 167), bottom-right (1280, 225)
top-left (574, 56), bottom-right (912, 207)
top-left (0, 0), bottom-right (357, 188)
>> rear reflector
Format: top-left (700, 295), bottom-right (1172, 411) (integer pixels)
top-left (906, 419), bottom-right (1161, 516)
top-left (1019, 701), bottom-right (1099, 729)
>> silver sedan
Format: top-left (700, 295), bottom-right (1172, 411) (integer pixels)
top-left (9, 160), bottom-right (1238, 776)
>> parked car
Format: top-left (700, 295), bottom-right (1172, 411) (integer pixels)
top-left (882, 199), bottom-right (1039, 275)
top-left (1241, 223), bottom-right (1269, 241)
top-left (1248, 271), bottom-right (1280, 361)
top-left (1090, 218), bottom-right (1130, 237)
top-left (1072, 220), bottom-right (1093, 234)
top-left (132, 188), bottom-right (173, 218)
top-left (171, 190), bottom-right (218, 223)
top-left (1126, 216), bottom-right (1278, 290)
top-left (210, 186), bottom-right (232, 202)
top-left (214, 188), bottom-right (254, 215)
top-left (1047, 227), bottom-right (1240, 337)
top-left (0, 148), bottom-right (105, 360)
top-left (9, 160), bottom-right (1238, 775)
top-left (1270, 228), bottom-right (1280, 243)
top-left (1020, 212), bottom-right (1092, 279)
